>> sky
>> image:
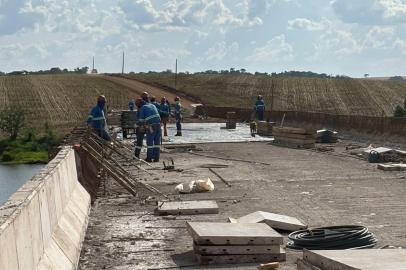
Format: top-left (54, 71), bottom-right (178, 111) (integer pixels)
top-left (0, 0), bottom-right (405, 77)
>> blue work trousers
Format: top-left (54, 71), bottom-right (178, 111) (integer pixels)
top-left (134, 129), bottom-right (145, 158)
top-left (176, 113), bottom-right (182, 131)
top-left (146, 124), bottom-right (161, 161)
top-left (256, 110), bottom-right (264, 121)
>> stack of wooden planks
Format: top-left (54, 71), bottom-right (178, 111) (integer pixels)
top-left (226, 112), bottom-right (237, 129)
top-left (257, 121), bottom-right (274, 136)
top-left (187, 222), bottom-right (286, 265)
top-left (297, 249), bottom-right (406, 270)
top-left (121, 110), bottom-right (138, 138)
top-left (272, 126), bottom-right (316, 148)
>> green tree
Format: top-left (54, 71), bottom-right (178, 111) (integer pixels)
top-left (393, 105), bottom-right (405, 118)
top-left (0, 106), bottom-right (25, 140)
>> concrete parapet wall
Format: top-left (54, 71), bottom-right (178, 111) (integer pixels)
top-left (204, 106), bottom-right (406, 136)
top-left (0, 147), bottom-right (91, 270)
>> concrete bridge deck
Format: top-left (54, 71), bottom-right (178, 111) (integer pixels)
top-left (78, 140), bottom-right (406, 269)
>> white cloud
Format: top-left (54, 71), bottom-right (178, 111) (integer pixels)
top-left (288, 18), bottom-right (326, 31)
top-left (314, 29), bottom-right (362, 56)
top-left (247, 35), bottom-right (293, 62)
top-left (363, 26), bottom-right (396, 48)
top-left (205, 41), bottom-right (239, 61)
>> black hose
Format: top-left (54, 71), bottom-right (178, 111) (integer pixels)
top-left (287, 225), bottom-right (377, 250)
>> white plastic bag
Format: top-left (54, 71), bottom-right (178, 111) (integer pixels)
top-left (175, 178), bottom-right (214, 194)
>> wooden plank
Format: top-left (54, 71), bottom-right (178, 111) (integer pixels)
top-left (272, 127), bottom-right (313, 135)
top-left (156, 201), bottom-right (219, 215)
top-left (196, 252), bottom-right (286, 265)
top-left (303, 249), bottom-right (406, 270)
top-left (273, 137), bottom-right (316, 144)
top-left (232, 211), bottom-right (307, 232)
top-left (377, 163), bottom-right (406, 171)
top-left (272, 131), bottom-right (316, 140)
top-left (187, 222), bottom-right (283, 245)
top-left (194, 244), bottom-right (282, 255)
top-left (297, 259), bottom-right (323, 270)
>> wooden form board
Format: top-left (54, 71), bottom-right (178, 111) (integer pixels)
top-left (231, 211), bottom-right (307, 232)
top-left (297, 259), bottom-right (322, 270)
top-left (303, 249), bottom-right (406, 270)
top-left (187, 222), bottom-right (283, 245)
top-left (272, 131), bottom-right (316, 140)
top-left (156, 200), bottom-right (219, 215)
top-left (196, 252), bottom-right (286, 265)
top-left (194, 244), bottom-right (282, 255)
top-left (272, 127), bottom-right (314, 135)
top-left (377, 163), bottom-right (406, 171)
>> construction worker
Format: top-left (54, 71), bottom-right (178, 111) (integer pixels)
top-left (174, 96), bottom-right (182, 136)
top-left (159, 97), bottom-right (170, 137)
top-left (134, 98), bottom-right (145, 159)
top-left (138, 96), bottom-right (161, 162)
top-left (128, 99), bottom-right (135, 111)
top-left (150, 96), bottom-right (160, 110)
top-left (87, 95), bottom-right (111, 141)
top-left (254, 95), bottom-right (265, 121)
top-left (141, 92), bottom-right (149, 103)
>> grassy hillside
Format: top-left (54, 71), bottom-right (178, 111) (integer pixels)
top-left (0, 75), bottom-right (131, 135)
top-left (130, 73), bottom-right (406, 117)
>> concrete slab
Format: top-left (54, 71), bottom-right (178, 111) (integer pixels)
top-left (0, 222), bottom-right (18, 270)
top-left (43, 240), bottom-right (74, 270)
top-left (231, 211), bottom-right (307, 232)
top-left (194, 244), bottom-right (282, 255)
top-left (377, 163), bottom-right (406, 171)
top-left (27, 192), bottom-right (44, 267)
top-left (157, 200), bottom-right (219, 215)
top-left (196, 252), bottom-right (286, 265)
top-left (303, 249), bottom-right (406, 270)
top-left (187, 222), bottom-right (283, 245)
top-left (297, 259), bottom-right (322, 270)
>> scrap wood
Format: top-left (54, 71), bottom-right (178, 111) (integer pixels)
top-left (258, 262), bottom-right (279, 270)
top-left (208, 168), bottom-right (232, 187)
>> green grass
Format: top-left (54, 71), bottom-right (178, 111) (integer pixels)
top-left (128, 73), bottom-right (406, 117)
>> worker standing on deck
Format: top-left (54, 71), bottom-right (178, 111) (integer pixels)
top-left (174, 96), bottom-right (182, 136)
top-left (134, 98), bottom-right (145, 159)
top-left (141, 92), bottom-right (150, 103)
top-left (159, 97), bottom-right (170, 137)
top-left (138, 98), bottom-right (161, 162)
top-left (150, 96), bottom-right (160, 110)
top-left (87, 95), bottom-right (111, 141)
top-left (254, 95), bottom-right (265, 121)
top-left (128, 99), bottom-right (135, 111)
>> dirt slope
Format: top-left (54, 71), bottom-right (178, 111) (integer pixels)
top-left (130, 73), bottom-right (406, 116)
top-left (101, 75), bottom-right (194, 107)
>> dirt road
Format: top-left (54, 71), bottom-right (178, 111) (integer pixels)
top-left (101, 75), bottom-right (195, 107)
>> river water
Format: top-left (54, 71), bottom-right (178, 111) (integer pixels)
top-left (0, 164), bottom-right (43, 205)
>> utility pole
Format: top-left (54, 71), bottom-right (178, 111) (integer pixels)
top-left (175, 58), bottom-right (178, 90)
top-left (92, 56), bottom-right (95, 70)
top-left (122, 51), bottom-right (125, 74)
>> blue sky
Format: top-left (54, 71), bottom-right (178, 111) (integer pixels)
top-left (0, 0), bottom-right (405, 77)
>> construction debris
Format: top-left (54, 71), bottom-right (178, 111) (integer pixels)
top-left (377, 163), bottom-right (406, 171)
top-left (316, 129), bottom-right (338, 143)
top-left (229, 211), bottom-right (307, 232)
top-left (258, 262), bottom-right (280, 270)
top-left (226, 112), bottom-right (237, 129)
top-left (187, 222), bottom-right (286, 265)
top-left (121, 110), bottom-right (137, 138)
top-left (156, 200), bottom-right (219, 215)
top-left (272, 127), bottom-right (316, 149)
top-left (175, 178), bottom-right (215, 194)
top-left (257, 121), bottom-right (274, 136)
top-left (298, 249), bottom-right (406, 270)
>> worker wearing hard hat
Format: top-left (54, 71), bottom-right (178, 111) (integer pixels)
top-left (150, 96), bottom-right (160, 110)
top-left (134, 98), bottom-right (145, 159)
top-left (137, 97), bottom-right (161, 162)
top-left (86, 95), bottom-right (111, 141)
top-left (141, 92), bottom-right (150, 103)
top-left (174, 96), bottom-right (182, 136)
top-left (254, 95), bottom-right (265, 121)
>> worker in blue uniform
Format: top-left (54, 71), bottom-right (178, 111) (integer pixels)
top-left (254, 95), bottom-right (265, 121)
top-left (138, 99), bottom-right (161, 162)
top-left (128, 99), bottom-right (135, 111)
top-left (159, 97), bottom-right (170, 137)
top-left (87, 95), bottom-right (111, 141)
top-left (174, 96), bottom-right (182, 136)
top-left (134, 98), bottom-right (145, 159)
top-left (150, 96), bottom-right (160, 110)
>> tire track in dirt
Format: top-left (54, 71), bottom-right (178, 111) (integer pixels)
top-left (100, 75), bottom-right (195, 107)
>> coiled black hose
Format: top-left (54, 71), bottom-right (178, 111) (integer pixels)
top-left (287, 225), bottom-right (377, 250)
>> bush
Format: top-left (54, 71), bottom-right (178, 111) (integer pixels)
top-left (393, 105), bottom-right (405, 117)
top-left (0, 106), bottom-right (25, 140)
top-left (1, 151), bottom-right (14, 162)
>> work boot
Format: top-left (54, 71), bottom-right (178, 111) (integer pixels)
top-left (175, 131), bottom-right (182, 136)
top-left (145, 158), bottom-right (152, 163)
top-left (153, 159), bottom-right (160, 163)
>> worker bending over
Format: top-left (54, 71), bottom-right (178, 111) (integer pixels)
top-left (174, 96), bottom-right (182, 136)
top-left (87, 95), bottom-right (111, 141)
top-left (138, 96), bottom-right (161, 162)
top-left (159, 97), bottom-right (170, 137)
top-left (254, 95), bottom-right (265, 121)
top-left (134, 98), bottom-right (145, 159)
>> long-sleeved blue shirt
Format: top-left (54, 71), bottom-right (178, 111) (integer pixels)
top-left (255, 100), bottom-right (265, 111)
top-left (87, 104), bottom-right (107, 131)
top-left (138, 103), bottom-right (161, 125)
top-left (159, 102), bottom-right (170, 117)
top-left (175, 102), bottom-right (182, 115)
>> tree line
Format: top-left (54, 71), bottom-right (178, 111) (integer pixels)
top-left (0, 66), bottom-right (89, 76)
